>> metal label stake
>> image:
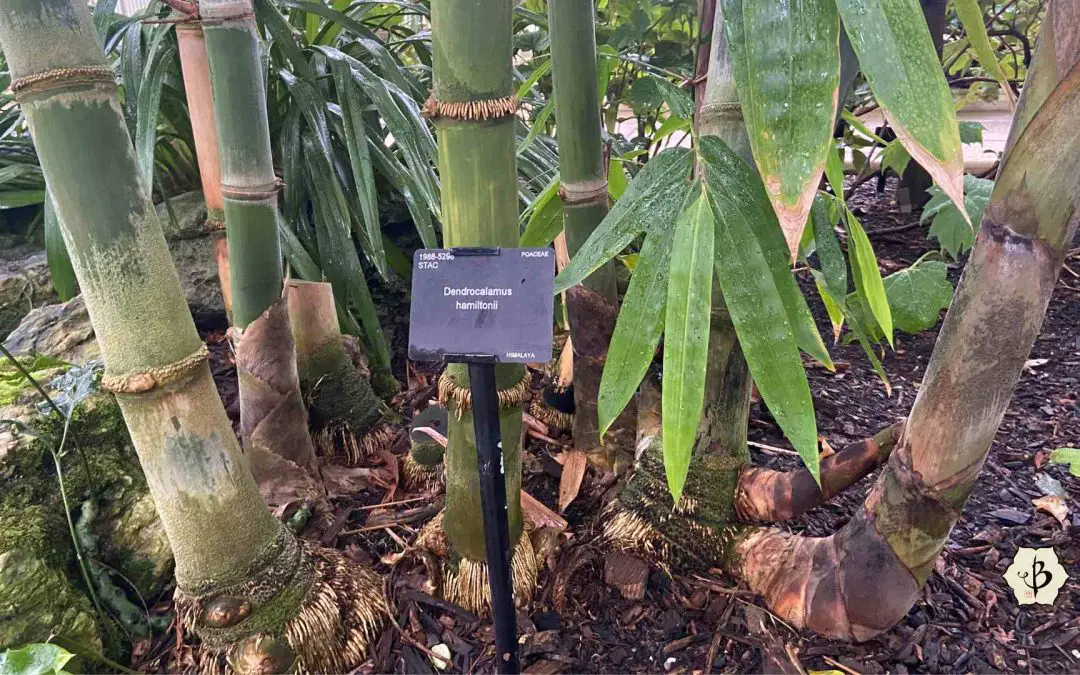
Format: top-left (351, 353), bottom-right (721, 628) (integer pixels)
top-left (409, 246), bottom-right (554, 675)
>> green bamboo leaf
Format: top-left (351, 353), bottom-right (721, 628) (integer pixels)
top-left (811, 194), bottom-right (847, 297)
top-left (845, 210), bottom-right (893, 346)
top-left (699, 137), bottom-right (833, 369)
top-left (520, 172), bottom-right (563, 248)
top-left (824, 142), bottom-right (845, 200)
top-left (134, 35), bottom-right (174, 191)
top-left (598, 221), bottom-right (677, 438)
top-left (698, 136), bottom-right (819, 481)
top-left (44, 191), bottom-right (78, 301)
top-left (367, 136), bottom-right (439, 246)
top-left (662, 185), bottom-right (714, 502)
top-left (954, 0), bottom-right (1016, 108)
top-left (721, 0), bottom-right (841, 256)
top-left (555, 148), bottom-right (693, 293)
top-left (835, 0), bottom-right (967, 220)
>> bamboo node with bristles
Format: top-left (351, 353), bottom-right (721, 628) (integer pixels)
top-left (415, 512), bottom-right (538, 615)
top-left (422, 94), bottom-right (520, 121)
top-left (438, 370), bottom-right (530, 417)
top-left (529, 398), bottom-right (574, 430)
top-left (11, 66), bottom-right (116, 97)
top-left (102, 343), bottom-right (210, 394)
top-left (177, 527), bottom-right (388, 673)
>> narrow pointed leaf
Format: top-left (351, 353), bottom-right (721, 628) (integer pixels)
top-left (722, 0), bottom-right (841, 257)
top-left (835, 0), bottom-right (967, 221)
top-left (520, 172), bottom-right (563, 248)
top-left (845, 210), bottom-right (893, 346)
top-left (44, 191), bottom-right (78, 301)
top-left (662, 186), bottom-right (714, 502)
top-left (134, 35), bottom-right (174, 191)
top-left (555, 148), bottom-right (692, 293)
top-left (954, 0), bottom-right (1016, 108)
top-left (330, 59), bottom-right (385, 265)
top-left (811, 194), bottom-right (847, 298)
top-left (698, 136), bottom-right (819, 481)
top-left (699, 137), bottom-right (833, 369)
top-left (598, 221), bottom-right (677, 438)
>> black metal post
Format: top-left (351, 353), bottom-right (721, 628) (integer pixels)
top-left (467, 361), bottom-right (521, 674)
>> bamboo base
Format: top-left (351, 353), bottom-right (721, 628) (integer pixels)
top-left (414, 512), bottom-right (538, 615)
top-left (176, 528), bottom-right (387, 673)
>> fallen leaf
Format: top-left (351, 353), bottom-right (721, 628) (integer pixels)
top-left (521, 490), bottom-right (568, 531)
top-left (558, 449), bottom-right (588, 513)
top-left (1034, 472), bottom-right (1066, 497)
top-left (1032, 495), bottom-right (1069, 527)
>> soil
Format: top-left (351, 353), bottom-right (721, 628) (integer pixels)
top-left (142, 178), bottom-right (1079, 674)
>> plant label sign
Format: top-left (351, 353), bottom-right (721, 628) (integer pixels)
top-left (408, 248), bottom-right (555, 363)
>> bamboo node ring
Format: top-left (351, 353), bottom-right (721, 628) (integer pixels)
top-left (422, 94), bottom-right (519, 121)
top-left (102, 343), bottom-right (210, 394)
top-left (11, 66), bottom-right (116, 97)
top-left (438, 369), bottom-right (530, 416)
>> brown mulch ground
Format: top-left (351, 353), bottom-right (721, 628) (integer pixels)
top-left (148, 178), bottom-right (1078, 674)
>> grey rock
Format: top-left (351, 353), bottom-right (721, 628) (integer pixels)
top-left (0, 244), bottom-right (58, 340)
top-left (3, 295), bottom-right (99, 364)
top-left (157, 191), bottom-right (225, 319)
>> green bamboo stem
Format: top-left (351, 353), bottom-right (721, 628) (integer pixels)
top-left (201, 0), bottom-right (281, 329)
top-left (431, 0), bottom-right (524, 564)
top-left (604, 0), bottom-right (755, 569)
top-left (0, 0), bottom-right (279, 626)
top-left (176, 23), bottom-right (233, 320)
top-left (1, 1), bottom-right (385, 667)
top-left (202, 0), bottom-right (318, 473)
top-left (547, 0), bottom-right (627, 466)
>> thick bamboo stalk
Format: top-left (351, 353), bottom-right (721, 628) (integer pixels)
top-left (201, 0), bottom-right (318, 473)
top-left (547, 0), bottom-right (630, 468)
top-left (736, 1), bottom-right (1080, 639)
top-left (603, 0), bottom-right (756, 568)
top-left (286, 280), bottom-right (389, 463)
top-left (0, 1), bottom-right (385, 668)
top-left (426, 0), bottom-right (533, 609)
top-left (176, 23), bottom-right (232, 319)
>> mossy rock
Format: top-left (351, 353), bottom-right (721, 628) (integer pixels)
top-left (0, 548), bottom-right (101, 651)
top-left (0, 392), bottom-right (174, 650)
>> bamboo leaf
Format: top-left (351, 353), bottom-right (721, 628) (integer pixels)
top-left (698, 136), bottom-right (819, 481)
top-left (845, 210), bottom-right (893, 346)
top-left (555, 148), bottom-right (692, 293)
top-left (44, 192), bottom-right (78, 301)
top-left (699, 137), bottom-right (833, 369)
top-left (836, 0), bottom-right (967, 221)
top-left (662, 185), bottom-right (714, 502)
top-left (954, 0), bottom-right (1016, 108)
top-left (598, 222), bottom-right (676, 438)
top-left (721, 0), bottom-right (841, 257)
top-left (810, 194), bottom-right (846, 337)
